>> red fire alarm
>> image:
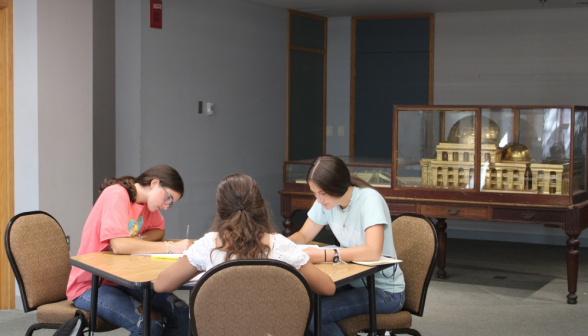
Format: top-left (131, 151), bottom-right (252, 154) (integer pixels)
top-left (150, 0), bottom-right (162, 29)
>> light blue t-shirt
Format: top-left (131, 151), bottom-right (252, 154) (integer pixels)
top-left (307, 186), bottom-right (405, 293)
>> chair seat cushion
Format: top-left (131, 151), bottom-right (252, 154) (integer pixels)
top-left (336, 311), bottom-right (412, 336)
top-left (37, 300), bottom-right (118, 332)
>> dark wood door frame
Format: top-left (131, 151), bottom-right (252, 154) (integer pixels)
top-left (287, 9), bottom-right (327, 160)
top-left (350, 13), bottom-right (435, 156)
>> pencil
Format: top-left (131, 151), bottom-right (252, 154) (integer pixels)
top-left (186, 225), bottom-right (190, 239)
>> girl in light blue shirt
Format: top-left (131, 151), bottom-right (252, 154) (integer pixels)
top-left (288, 155), bottom-right (405, 336)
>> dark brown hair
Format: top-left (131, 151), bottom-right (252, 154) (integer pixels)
top-left (306, 155), bottom-right (372, 197)
top-left (99, 165), bottom-right (184, 203)
top-left (210, 174), bottom-right (275, 261)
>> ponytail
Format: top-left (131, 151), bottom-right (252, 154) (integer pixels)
top-left (99, 176), bottom-right (137, 202)
top-left (210, 174), bottom-right (274, 262)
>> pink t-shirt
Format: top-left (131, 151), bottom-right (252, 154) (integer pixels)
top-left (66, 184), bottom-right (165, 301)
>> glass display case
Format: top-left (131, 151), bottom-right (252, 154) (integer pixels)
top-left (394, 105), bottom-right (588, 204)
top-left (284, 156), bottom-right (393, 189)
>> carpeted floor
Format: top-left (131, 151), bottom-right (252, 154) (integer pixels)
top-left (2, 238), bottom-right (587, 336)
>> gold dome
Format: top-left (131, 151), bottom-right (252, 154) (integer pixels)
top-left (502, 143), bottom-right (531, 162)
top-left (446, 116), bottom-right (501, 145)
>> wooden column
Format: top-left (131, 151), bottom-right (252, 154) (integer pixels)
top-left (0, 0), bottom-right (14, 310)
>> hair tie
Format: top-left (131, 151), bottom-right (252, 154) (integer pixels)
top-left (236, 207), bottom-right (245, 211)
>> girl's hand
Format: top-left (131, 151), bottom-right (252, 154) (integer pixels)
top-left (171, 239), bottom-right (193, 253)
top-left (303, 247), bottom-right (327, 264)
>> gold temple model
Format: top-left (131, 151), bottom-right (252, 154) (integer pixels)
top-left (419, 117), bottom-right (582, 195)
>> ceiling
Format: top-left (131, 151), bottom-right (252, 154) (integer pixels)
top-left (245, 0), bottom-right (588, 17)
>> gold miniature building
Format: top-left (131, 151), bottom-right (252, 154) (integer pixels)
top-left (419, 117), bottom-right (582, 195)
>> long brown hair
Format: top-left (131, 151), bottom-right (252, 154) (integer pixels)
top-left (99, 165), bottom-right (184, 203)
top-left (210, 174), bottom-right (275, 261)
top-left (306, 155), bottom-right (372, 197)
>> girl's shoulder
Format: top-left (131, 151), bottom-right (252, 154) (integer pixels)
top-left (271, 233), bottom-right (295, 247)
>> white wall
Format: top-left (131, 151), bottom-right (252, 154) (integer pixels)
top-left (129, 0), bottom-right (287, 239)
top-left (37, 0), bottom-right (94, 255)
top-left (13, 0), bottom-right (39, 310)
top-left (13, 0), bottom-right (39, 215)
top-left (325, 7), bottom-right (588, 245)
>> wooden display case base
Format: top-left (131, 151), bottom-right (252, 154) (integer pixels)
top-left (279, 191), bottom-right (588, 304)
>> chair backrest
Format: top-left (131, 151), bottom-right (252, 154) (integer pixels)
top-left (4, 211), bottom-right (71, 312)
top-left (190, 259), bottom-right (314, 336)
top-left (392, 214), bottom-right (438, 316)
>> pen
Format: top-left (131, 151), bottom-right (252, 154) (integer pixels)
top-left (151, 256), bottom-right (180, 259)
top-left (186, 225), bottom-right (190, 239)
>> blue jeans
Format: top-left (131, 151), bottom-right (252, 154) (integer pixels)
top-left (309, 285), bottom-right (405, 336)
top-left (73, 285), bottom-right (189, 336)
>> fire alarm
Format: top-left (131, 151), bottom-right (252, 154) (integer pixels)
top-left (150, 0), bottom-right (162, 29)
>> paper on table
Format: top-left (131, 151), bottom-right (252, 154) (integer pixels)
top-left (297, 244), bottom-right (339, 250)
top-left (297, 244), bottom-right (320, 249)
top-left (131, 253), bottom-right (183, 259)
top-left (351, 256), bottom-right (402, 266)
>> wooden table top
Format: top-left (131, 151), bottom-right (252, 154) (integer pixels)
top-left (70, 247), bottom-right (393, 288)
top-left (70, 252), bottom-right (178, 287)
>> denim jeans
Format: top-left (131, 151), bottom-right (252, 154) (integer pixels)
top-left (73, 285), bottom-right (189, 336)
top-left (308, 285), bottom-right (405, 336)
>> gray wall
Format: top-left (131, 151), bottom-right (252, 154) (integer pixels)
top-left (326, 17), bottom-right (351, 156)
top-left (325, 7), bottom-right (588, 245)
top-left (93, 0), bottom-right (116, 201)
top-left (124, 0), bottom-right (288, 239)
top-left (116, 0), bottom-right (142, 177)
top-left (434, 8), bottom-right (588, 105)
top-left (37, 0), bottom-right (94, 256)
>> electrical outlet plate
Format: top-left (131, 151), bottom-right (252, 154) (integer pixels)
top-left (338, 126), bottom-right (344, 136)
top-left (326, 125), bottom-right (333, 136)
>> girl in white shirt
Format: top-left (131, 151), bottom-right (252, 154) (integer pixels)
top-left (153, 174), bottom-right (335, 296)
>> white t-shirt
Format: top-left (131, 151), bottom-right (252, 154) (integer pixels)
top-left (183, 232), bottom-right (310, 282)
top-left (307, 186), bottom-right (405, 293)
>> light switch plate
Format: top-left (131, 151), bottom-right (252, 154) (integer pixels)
top-left (338, 126), bottom-right (344, 136)
top-left (326, 126), bottom-right (333, 136)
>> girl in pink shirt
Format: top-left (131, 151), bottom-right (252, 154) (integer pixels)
top-left (67, 165), bottom-right (191, 336)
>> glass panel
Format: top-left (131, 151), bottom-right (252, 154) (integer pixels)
top-left (481, 108), bottom-right (574, 195)
top-left (574, 110), bottom-right (587, 194)
top-left (286, 163), bottom-right (312, 184)
top-left (286, 157), bottom-right (392, 187)
top-left (290, 15), bottom-right (324, 50)
top-left (397, 110), bottom-right (476, 189)
top-left (349, 166), bottom-right (392, 188)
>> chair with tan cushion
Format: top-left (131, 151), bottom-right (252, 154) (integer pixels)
top-left (336, 214), bottom-right (438, 336)
top-left (190, 259), bottom-right (314, 336)
top-left (4, 211), bottom-right (118, 336)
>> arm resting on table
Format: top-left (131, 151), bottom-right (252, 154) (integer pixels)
top-left (153, 256), bottom-right (201, 293)
top-left (298, 262), bottom-right (336, 296)
top-left (288, 217), bottom-right (324, 244)
top-left (111, 235), bottom-right (193, 255)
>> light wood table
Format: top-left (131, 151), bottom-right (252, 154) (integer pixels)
top-left (70, 252), bottom-right (178, 336)
top-left (71, 250), bottom-right (398, 336)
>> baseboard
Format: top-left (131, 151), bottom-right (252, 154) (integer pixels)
top-left (446, 228), bottom-right (588, 247)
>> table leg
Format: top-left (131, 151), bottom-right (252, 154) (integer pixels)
top-left (143, 287), bottom-right (152, 336)
top-left (566, 234), bottom-right (580, 304)
top-left (90, 275), bottom-right (99, 335)
top-left (314, 293), bottom-right (322, 336)
top-left (367, 275), bottom-right (377, 336)
top-left (435, 218), bottom-right (447, 279)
